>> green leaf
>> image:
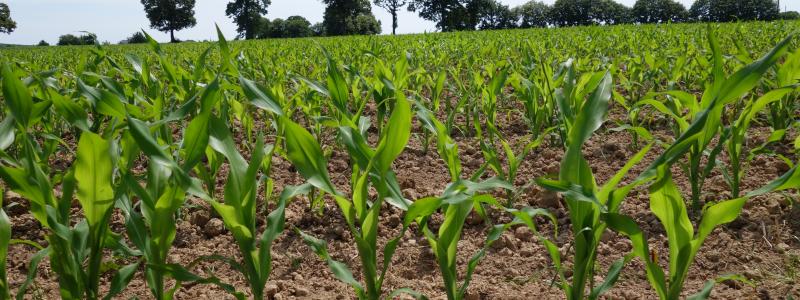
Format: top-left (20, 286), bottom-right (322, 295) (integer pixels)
top-left (1, 64), bottom-right (33, 128)
top-left (282, 117), bottom-right (337, 195)
top-left (239, 76), bottom-right (282, 116)
top-left (102, 262), bottom-right (139, 300)
top-left (180, 114), bottom-right (210, 172)
top-left (686, 280), bottom-right (715, 300)
top-left (297, 229), bottom-right (364, 294)
top-left (694, 198), bottom-right (746, 246)
top-left (714, 34), bottom-right (793, 106)
top-left (649, 168), bottom-right (693, 281)
top-left (15, 247), bottom-right (49, 300)
top-left (568, 71), bottom-right (612, 147)
top-left (75, 132), bottom-right (115, 226)
top-left (603, 213), bottom-right (667, 299)
top-left (374, 94), bottom-right (411, 174)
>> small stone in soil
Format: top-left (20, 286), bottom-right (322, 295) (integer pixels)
top-left (295, 287), bottom-right (309, 297)
top-left (514, 226), bottom-right (533, 242)
top-left (538, 190), bottom-right (560, 208)
top-left (776, 242), bottom-right (789, 253)
top-left (265, 283), bottom-right (279, 297)
top-left (190, 210), bottom-right (210, 227)
top-left (204, 218), bottom-right (225, 237)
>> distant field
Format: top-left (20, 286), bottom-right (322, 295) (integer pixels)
top-left (0, 21), bottom-right (799, 299)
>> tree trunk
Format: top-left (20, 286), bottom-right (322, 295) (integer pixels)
top-left (392, 11), bottom-right (398, 35)
top-left (170, 29), bottom-right (176, 43)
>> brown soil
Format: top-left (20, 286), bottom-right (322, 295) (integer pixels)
top-left (4, 103), bottom-right (800, 300)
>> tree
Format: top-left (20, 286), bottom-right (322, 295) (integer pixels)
top-left (80, 33), bottom-right (97, 45)
top-left (0, 3), bottom-right (16, 34)
top-left (779, 11), bottom-right (800, 19)
top-left (348, 13), bottom-right (382, 34)
top-left (550, 0), bottom-right (591, 26)
top-left (284, 16), bottom-right (312, 38)
top-left (690, 0), bottom-right (778, 22)
top-left (591, 0), bottom-right (632, 24)
top-left (226, 0), bottom-right (271, 39)
top-left (689, 0), bottom-right (710, 20)
top-left (57, 33), bottom-right (96, 46)
top-left (311, 22), bottom-right (326, 36)
top-left (513, 1), bottom-right (551, 28)
top-left (268, 18), bottom-right (284, 38)
top-left (374, 0), bottom-right (408, 34)
top-left (479, 0), bottom-right (516, 29)
top-left (322, 0), bottom-right (381, 36)
top-left (550, 0), bottom-right (631, 26)
top-left (407, 0), bottom-right (491, 31)
top-left (140, 0), bottom-right (197, 43)
top-left (255, 16), bottom-right (271, 38)
top-left (123, 32), bottom-right (149, 44)
top-left (632, 0), bottom-right (687, 23)
top-left (37, 40), bottom-right (49, 46)
top-left (58, 34), bottom-right (81, 46)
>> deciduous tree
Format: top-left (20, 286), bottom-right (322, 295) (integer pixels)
top-left (632, 0), bottom-right (687, 23)
top-left (140, 0), bottom-right (197, 43)
top-left (226, 0), bottom-right (271, 39)
top-left (374, 0), bottom-right (408, 34)
top-left (513, 1), bottom-right (551, 28)
top-left (323, 0), bottom-right (381, 35)
top-left (0, 3), bottom-right (16, 34)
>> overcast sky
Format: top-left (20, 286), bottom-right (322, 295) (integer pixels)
top-left (1, 0), bottom-right (798, 45)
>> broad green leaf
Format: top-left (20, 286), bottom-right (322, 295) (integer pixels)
top-left (75, 132), bottom-right (115, 226)
top-left (1, 64), bottom-right (33, 128)
top-left (180, 114), bottom-right (209, 172)
top-left (239, 76), bottom-right (282, 115)
top-left (694, 198), bottom-right (746, 247)
top-left (374, 94), bottom-right (411, 174)
top-left (282, 117), bottom-right (337, 195)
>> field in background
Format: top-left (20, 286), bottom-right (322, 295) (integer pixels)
top-left (0, 21), bottom-right (799, 299)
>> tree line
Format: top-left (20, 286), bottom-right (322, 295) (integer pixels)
top-left (0, 0), bottom-right (797, 45)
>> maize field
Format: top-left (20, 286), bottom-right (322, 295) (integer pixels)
top-left (0, 21), bottom-right (799, 299)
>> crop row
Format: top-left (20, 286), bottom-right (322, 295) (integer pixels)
top-left (0, 22), bottom-right (799, 299)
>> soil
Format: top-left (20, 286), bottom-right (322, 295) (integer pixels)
top-left (4, 101), bottom-right (800, 300)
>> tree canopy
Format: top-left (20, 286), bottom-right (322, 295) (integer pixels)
top-left (479, 0), bottom-right (516, 30)
top-left (57, 33), bottom-right (97, 46)
top-left (226, 0), bottom-right (271, 39)
top-left (690, 0), bottom-right (779, 22)
top-left (323, 0), bottom-right (381, 36)
top-left (632, 0), bottom-right (687, 23)
top-left (407, 0), bottom-right (492, 32)
top-left (122, 32), bottom-right (149, 44)
top-left (513, 0), bottom-right (551, 28)
top-left (0, 3), bottom-right (16, 34)
top-left (140, 0), bottom-right (197, 42)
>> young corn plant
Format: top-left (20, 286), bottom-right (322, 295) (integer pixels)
top-left (404, 180), bottom-right (512, 300)
top-left (284, 92), bottom-right (422, 299)
top-left (602, 32), bottom-right (797, 300)
top-left (604, 165), bottom-right (793, 299)
top-left (535, 70), bottom-right (655, 300)
top-left (0, 64), bottom-right (137, 300)
top-left (635, 31), bottom-right (794, 214)
top-left (473, 119), bottom-right (549, 207)
top-left (414, 107), bottom-right (518, 299)
top-left (509, 72), bottom-right (553, 138)
top-left (120, 77), bottom-right (243, 299)
top-left (724, 86), bottom-right (796, 198)
top-left (204, 109), bottom-right (312, 299)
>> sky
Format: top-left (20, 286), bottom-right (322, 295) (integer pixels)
top-left (1, 0), bottom-right (798, 45)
